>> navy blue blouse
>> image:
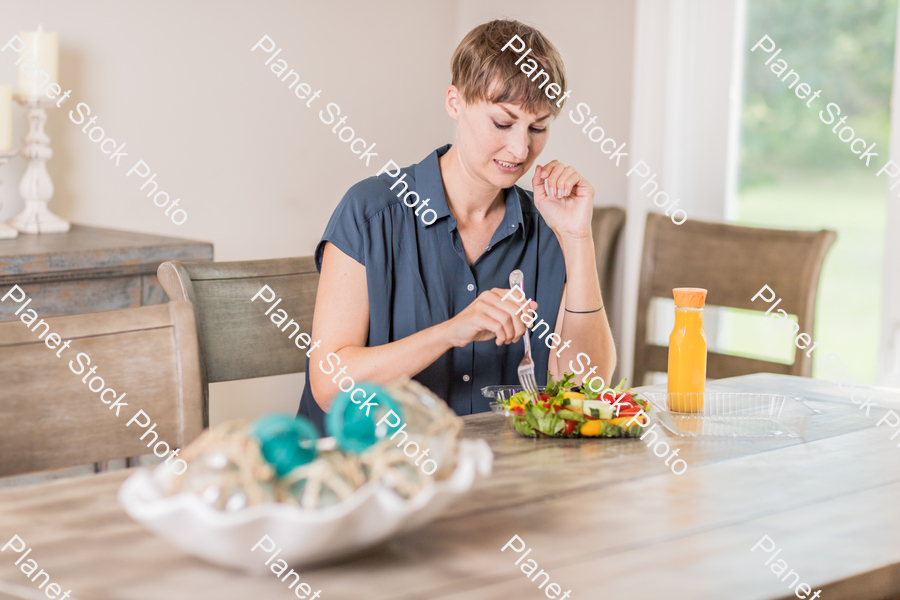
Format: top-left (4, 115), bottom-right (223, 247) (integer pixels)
top-left (298, 144), bottom-right (567, 434)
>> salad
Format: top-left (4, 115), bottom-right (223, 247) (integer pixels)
top-left (496, 371), bottom-right (651, 438)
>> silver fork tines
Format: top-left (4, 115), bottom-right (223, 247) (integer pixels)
top-left (509, 270), bottom-right (539, 404)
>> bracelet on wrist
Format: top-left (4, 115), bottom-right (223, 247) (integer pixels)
top-left (565, 305), bottom-right (603, 314)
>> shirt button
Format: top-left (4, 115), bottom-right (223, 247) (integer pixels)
top-left (463, 374), bottom-right (471, 382)
top-left (510, 224), bottom-right (516, 228)
top-left (467, 284), bottom-right (475, 292)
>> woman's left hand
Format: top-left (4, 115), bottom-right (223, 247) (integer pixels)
top-left (532, 161), bottom-right (595, 241)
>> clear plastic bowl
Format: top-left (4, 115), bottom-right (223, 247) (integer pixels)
top-left (481, 385), bottom-right (535, 414)
top-left (639, 392), bottom-right (813, 437)
top-left (480, 385), bottom-right (649, 438)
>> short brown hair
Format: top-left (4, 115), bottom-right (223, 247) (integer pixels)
top-left (451, 20), bottom-right (568, 117)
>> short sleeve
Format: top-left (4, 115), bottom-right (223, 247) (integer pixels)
top-left (314, 178), bottom-right (385, 271)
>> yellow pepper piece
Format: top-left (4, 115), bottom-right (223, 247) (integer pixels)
top-left (608, 415), bottom-right (647, 427)
top-left (579, 420), bottom-right (603, 436)
top-left (510, 398), bottom-right (524, 409)
top-left (563, 391), bottom-right (586, 400)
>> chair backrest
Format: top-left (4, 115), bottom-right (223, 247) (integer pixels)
top-left (157, 257), bottom-right (319, 420)
top-left (0, 301), bottom-right (203, 477)
top-left (592, 206), bottom-right (627, 310)
top-left (633, 213), bottom-right (836, 385)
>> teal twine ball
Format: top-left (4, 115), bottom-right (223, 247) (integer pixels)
top-left (326, 382), bottom-right (404, 454)
top-left (250, 414), bottom-right (319, 477)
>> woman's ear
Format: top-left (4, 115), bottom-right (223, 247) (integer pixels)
top-left (445, 85), bottom-right (462, 121)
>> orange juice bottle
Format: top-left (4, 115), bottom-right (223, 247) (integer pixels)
top-left (668, 288), bottom-right (708, 413)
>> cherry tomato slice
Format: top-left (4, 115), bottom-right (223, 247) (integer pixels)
top-left (564, 419), bottom-right (578, 435)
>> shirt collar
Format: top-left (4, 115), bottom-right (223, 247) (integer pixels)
top-left (414, 144), bottom-right (527, 238)
top-left (503, 186), bottom-right (527, 240)
top-left (413, 145), bottom-right (454, 225)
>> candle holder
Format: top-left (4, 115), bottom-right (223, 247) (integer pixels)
top-left (0, 149), bottom-right (19, 239)
top-left (10, 95), bottom-right (69, 234)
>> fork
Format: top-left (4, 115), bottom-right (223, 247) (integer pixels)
top-left (509, 269), bottom-right (539, 404)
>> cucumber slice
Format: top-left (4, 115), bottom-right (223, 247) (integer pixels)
top-left (564, 398), bottom-right (584, 411)
top-left (582, 400), bottom-right (614, 420)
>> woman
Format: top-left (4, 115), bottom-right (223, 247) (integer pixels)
top-left (298, 19), bottom-right (616, 433)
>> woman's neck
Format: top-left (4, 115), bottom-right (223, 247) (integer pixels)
top-left (439, 145), bottom-right (506, 224)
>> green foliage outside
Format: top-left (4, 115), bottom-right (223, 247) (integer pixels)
top-left (741, 0), bottom-right (897, 186)
top-left (724, 0), bottom-right (895, 384)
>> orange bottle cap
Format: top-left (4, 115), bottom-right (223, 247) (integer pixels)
top-left (673, 288), bottom-right (707, 308)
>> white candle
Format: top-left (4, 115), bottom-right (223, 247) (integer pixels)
top-left (0, 85), bottom-right (11, 151)
top-left (16, 25), bottom-right (58, 98)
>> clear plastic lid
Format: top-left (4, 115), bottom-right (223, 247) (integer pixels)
top-left (640, 392), bottom-right (813, 437)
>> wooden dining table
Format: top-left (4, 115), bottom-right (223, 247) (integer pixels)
top-left (2, 372), bottom-right (900, 600)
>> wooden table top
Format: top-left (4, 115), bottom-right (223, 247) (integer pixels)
top-left (0, 224), bottom-right (213, 283)
top-left (2, 373), bottom-right (899, 600)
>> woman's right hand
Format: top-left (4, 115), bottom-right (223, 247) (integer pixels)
top-left (442, 288), bottom-right (537, 348)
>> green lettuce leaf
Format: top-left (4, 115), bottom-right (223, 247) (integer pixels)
top-left (626, 422), bottom-right (648, 437)
top-left (555, 409), bottom-right (585, 422)
top-left (523, 404), bottom-right (542, 432)
top-left (600, 421), bottom-right (623, 437)
top-left (512, 416), bottom-right (536, 436)
top-left (545, 370), bottom-right (575, 398)
top-left (582, 384), bottom-right (600, 400)
top-left (532, 406), bottom-right (564, 435)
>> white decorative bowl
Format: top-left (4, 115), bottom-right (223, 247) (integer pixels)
top-left (118, 439), bottom-right (493, 572)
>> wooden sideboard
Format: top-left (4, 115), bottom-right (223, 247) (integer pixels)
top-left (0, 224), bottom-right (213, 321)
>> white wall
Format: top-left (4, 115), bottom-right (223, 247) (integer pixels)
top-left (0, 1), bottom-right (456, 257)
top-left (617, 0), bottom-right (745, 383)
top-left (0, 1), bottom-right (637, 425)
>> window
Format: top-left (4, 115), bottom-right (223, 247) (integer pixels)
top-left (720, 0), bottom-right (897, 383)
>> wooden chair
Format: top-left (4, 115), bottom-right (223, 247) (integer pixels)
top-left (157, 258), bottom-right (319, 426)
top-left (0, 301), bottom-right (204, 478)
top-left (592, 206), bottom-right (627, 311)
top-left (633, 213), bottom-right (836, 385)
